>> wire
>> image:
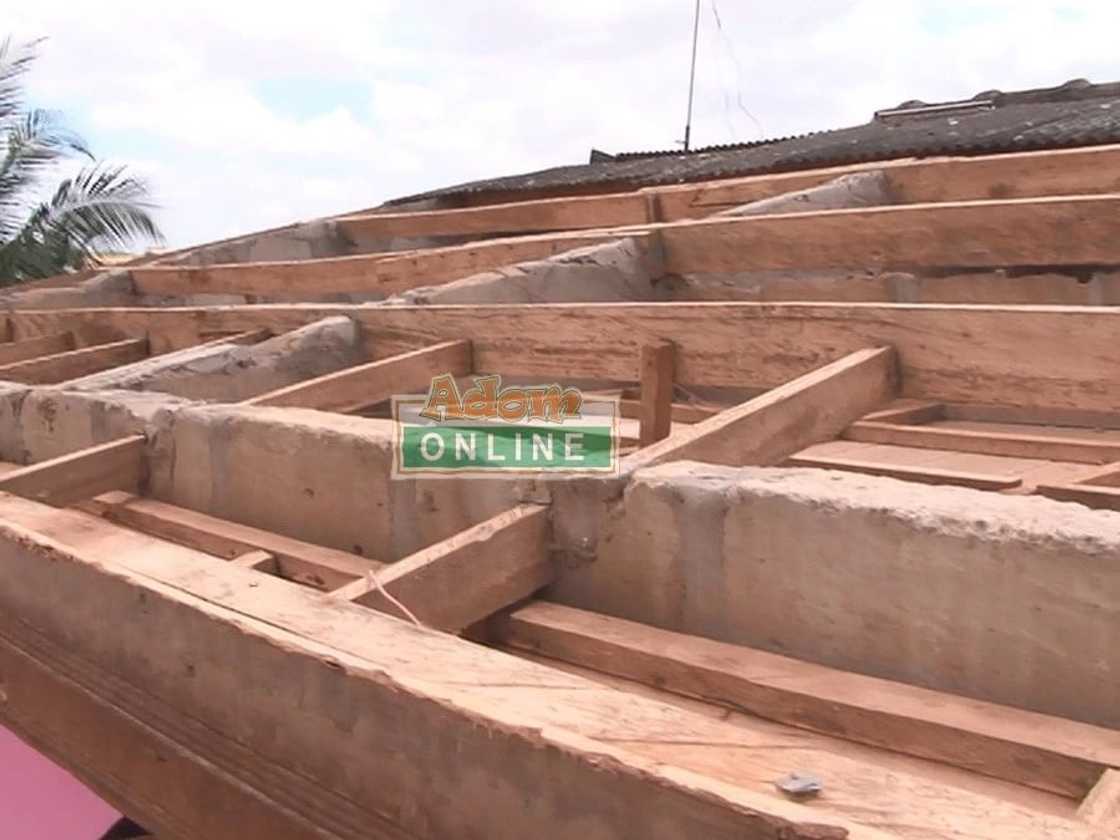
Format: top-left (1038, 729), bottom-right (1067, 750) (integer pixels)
top-left (683, 0), bottom-right (702, 151)
top-left (709, 0), bottom-right (765, 141)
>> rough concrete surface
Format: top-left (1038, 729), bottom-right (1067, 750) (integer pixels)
top-left (389, 236), bottom-right (668, 305)
top-left (59, 316), bottom-right (366, 402)
top-left (0, 269), bottom-right (138, 310)
top-left (549, 461), bottom-right (1120, 727)
top-left (148, 404), bottom-right (522, 561)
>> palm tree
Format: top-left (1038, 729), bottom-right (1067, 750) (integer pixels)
top-left (0, 37), bottom-right (162, 284)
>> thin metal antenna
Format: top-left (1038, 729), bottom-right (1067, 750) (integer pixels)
top-left (683, 0), bottom-right (702, 151)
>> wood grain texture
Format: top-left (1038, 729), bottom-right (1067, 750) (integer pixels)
top-left (785, 452), bottom-right (1023, 490)
top-left (333, 504), bottom-right (552, 633)
top-left (638, 341), bottom-right (675, 447)
top-left (628, 346), bottom-right (897, 470)
top-left (0, 331), bottom-right (74, 366)
top-left (243, 339), bottom-right (472, 412)
top-left (0, 436), bottom-right (145, 506)
top-left (13, 302), bottom-right (1120, 414)
top-left (501, 601), bottom-right (1120, 798)
top-left (0, 337), bottom-right (148, 384)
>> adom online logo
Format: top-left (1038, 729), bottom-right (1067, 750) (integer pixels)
top-left (393, 374), bottom-right (620, 477)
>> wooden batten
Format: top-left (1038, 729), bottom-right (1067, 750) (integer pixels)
top-left (244, 339), bottom-right (472, 413)
top-left (627, 346), bottom-right (897, 471)
top-left (81, 492), bottom-right (382, 590)
top-left (0, 337), bottom-right (149, 385)
top-left (332, 504), bottom-right (553, 633)
top-left (844, 420), bottom-right (1120, 464)
top-left (0, 331), bottom-right (75, 366)
top-left (785, 453), bottom-right (1023, 490)
top-left (1035, 482), bottom-right (1120, 512)
top-left (0, 436), bottom-right (146, 507)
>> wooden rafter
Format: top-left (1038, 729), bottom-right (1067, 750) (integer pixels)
top-left (0, 331), bottom-right (75, 366)
top-left (331, 504), bottom-right (552, 633)
top-left (0, 436), bottom-right (145, 507)
top-left (785, 452), bottom-right (1023, 490)
top-left (0, 337), bottom-right (149, 384)
top-left (627, 346), bottom-right (897, 471)
top-left (244, 339), bottom-right (472, 412)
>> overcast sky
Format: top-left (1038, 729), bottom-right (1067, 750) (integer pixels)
top-left (8, 1), bottom-right (1118, 248)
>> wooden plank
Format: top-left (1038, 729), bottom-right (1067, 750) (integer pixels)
top-left (500, 601), bottom-right (1120, 798)
top-left (845, 420), bottom-right (1120, 464)
top-left (15, 302), bottom-right (1120, 414)
top-left (785, 452), bottom-right (1023, 490)
top-left (638, 341), bottom-right (675, 447)
top-left (337, 192), bottom-right (648, 238)
top-left (82, 492), bottom-right (382, 590)
top-left (0, 331), bottom-right (74, 366)
top-left (0, 337), bottom-right (148, 384)
top-left (0, 495), bottom-right (904, 840)
top-left (1078, 462), bottom-right (1120, 487)
top-left (621, 396), bottom-right (718, 424)
top-left (659, 195), bottom-right (1120, 276)
top-left (244, 339), bottom-right (472, 412)
top-left (656, 143), bottom-right (1120, 217)
top-left (861, 400), bottom-right (946, 424)
top-left (1035, 482), bottom-right (1120, 511)
top-left (1078, 769), bottom-right (1120, 828)
top-left (0, 436), bottom-right (145, 506)
top-left (628, 346), bottom-right (897, 471)
top-left (231, 549), bottom-right (278, 573)
top-left (130, 231), bottom-right (629, 297)
top-left (332, 505), bottom-right (552, 633)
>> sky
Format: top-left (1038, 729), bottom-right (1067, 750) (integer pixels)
top-left (7, 1), bottom-right (1120, 249)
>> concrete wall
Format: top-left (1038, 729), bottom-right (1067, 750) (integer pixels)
top-left (148, 404), bottom-right (523, 561)
top-left (550, 461), bottom-right (1120, 727)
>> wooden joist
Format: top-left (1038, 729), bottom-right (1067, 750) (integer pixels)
top-left (331, 504), bottom-right (552, 633)
top-left (0, 436), bottom-right (145, 507)
top-left (16, 302), bottom-right (1120, 414)
top-left (1035, 482), bottom-right (1120, 512)
top-left (785, 452), bottom-right (1023, 490)
top-left (1079, 770), bottom-right (1120, 828)
top-left (638, 341), bottom-right (674, 447)
top-left (627, 346), bottom-right (897, 470)
top-left (499, 601), bottom-right (1120, 798)
top-left (81, 491), bottom-right (382, 590)
top-left (0, 337), bottom-right (148, 384)
top-left (130, 231), bottom-right (630, 297)
top-left (845, 420), bottom-right (1120, 464)
top-left (0, 331), bottom-right (75, 366)
top-left (244, 339), bottom-right (472, 412)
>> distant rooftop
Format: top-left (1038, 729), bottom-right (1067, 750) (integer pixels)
top-left (391, 79), bottom-right (1120, 205)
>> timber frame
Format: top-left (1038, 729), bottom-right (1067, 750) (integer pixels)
top-left (0, 140), bottom-right (1119, 840)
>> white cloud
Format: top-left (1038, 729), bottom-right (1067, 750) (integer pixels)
top-left (8, 1), bottom-right (1120, 247)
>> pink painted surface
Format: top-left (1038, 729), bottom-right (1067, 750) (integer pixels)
top-left (0, 725), bottom-right (119, 840)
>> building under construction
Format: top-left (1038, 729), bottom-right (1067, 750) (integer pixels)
top-left (0, 81), bottom-right (1119, 839)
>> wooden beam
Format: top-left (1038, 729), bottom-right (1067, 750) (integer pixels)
top-left (785, 453), bottom-right (1023, 490)
top-left (337, 192), bottom-right (649, 239)
top-left (244, 339), bottom-right (472, 412)
top-left (331, 505), bottom-right (552, 633)
top-left (628, 346), bottom-right (897, 470)
top-left (845, 420), bottom-right (1120, 464)
top-left (15, 302), bottom-right (1120, 414)
top-left (0, 494), bottom-right (905, 840)
top-left (0, 331), bottom-right (74, 366)
top-left (0, 436), bottom-right (145, 506)
top-left (1078, 770), bottom-right (1120, 828)
top-left (500, 601), bottom-right (1120, 798)
top-left (658, 194), bottom-right (1120, 276)
top-left (0, 337), bottom-right (148, 384)
top-left (231, 549), bottom-right (278, 573)
top-left (1034, 482), bottom-right (1120, 512)
top-left (81, 491), bottom-right (381, 590)
top-left (861, 400), bottom-right (946, 424)
top-left (130, 231), bottom-right (630, 297)
top-left (638, 341), bottom-right (675, 447)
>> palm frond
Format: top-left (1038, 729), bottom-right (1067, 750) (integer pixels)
top-left (0, 37), bottom-right (41, 127)
top-left (0, 162), bottom-right (163, 282)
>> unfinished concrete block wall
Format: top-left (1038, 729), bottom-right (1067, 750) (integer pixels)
top-left (549, 461), bottom-right (1120, 728)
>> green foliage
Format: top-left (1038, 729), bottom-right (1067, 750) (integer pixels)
top-left (0, 37), bottom-right (162, 283)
